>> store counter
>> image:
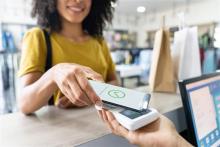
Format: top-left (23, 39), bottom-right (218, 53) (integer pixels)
top-left (0, 89), bottom-right (185, 147)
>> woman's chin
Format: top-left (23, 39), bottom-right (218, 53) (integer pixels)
top-left (66, 18), bottom-right (84, 25)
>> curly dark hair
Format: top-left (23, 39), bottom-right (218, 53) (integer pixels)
top-left (31, 0), bottom-right (116, 37)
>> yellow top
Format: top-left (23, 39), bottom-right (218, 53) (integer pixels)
top-left (18, 27), bottom-right (115, 104)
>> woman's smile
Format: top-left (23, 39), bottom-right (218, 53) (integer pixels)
top-left (67, 5), bottom-right (85, 14)
top-left (57, 0), bottom-right (91, 23)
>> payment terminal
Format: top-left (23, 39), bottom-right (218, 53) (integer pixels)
top-left (89, 80), bottom-right (159, 131)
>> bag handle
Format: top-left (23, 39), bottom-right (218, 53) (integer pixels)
top-left (43, 29), bottom-right (54, 105)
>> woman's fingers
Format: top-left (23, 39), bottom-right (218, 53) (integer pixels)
top-left (71, 64), bottom-right (104, 82)
top-left (59, 85), bottom-right (74, 103)
top-left (82, 66), bottom-right (104, 82)
top-left (59, 72), bottom-right (92, 106)
top-left (58, 96), bottom-right (87, 108)
top-left (61, 83), bottom-right (89, 107)
top-left (67, 76), bottom-right (92, 105)
top-left (53, 63), bottom-right (104, 107)
top-left (74, 69), bottom-right (102, 105)
top-left (70, 100), bottom-right (87, 107)
top-left (57, 96), bottom-right (69, 108)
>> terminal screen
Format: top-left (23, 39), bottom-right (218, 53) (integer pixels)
top-left (120, 109), bottom-right (150, 119)
top-left (186, 76), bottom-right (220, 147)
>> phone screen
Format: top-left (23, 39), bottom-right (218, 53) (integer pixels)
top-left (89, 80), bottom-right (150, 111)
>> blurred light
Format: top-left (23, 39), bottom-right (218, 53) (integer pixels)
top-left (214, 42), bottom-right (220, 48)
top-left (137, 6), bottom-right (146, 13)
top-left (111, 2), bottom-right (118, 8)
top-left (214, 34), bottom-right (220, 40)
top-left (215, 28), bottom-right (220, 33)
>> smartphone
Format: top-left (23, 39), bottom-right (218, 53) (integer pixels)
top-left (89, 80), bottom-right (150, 112)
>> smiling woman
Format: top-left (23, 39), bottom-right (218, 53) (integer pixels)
top-left (31, 0), bottom-right (116, 37)
top-left (18, 0), bottom-right (118, 114)
top-left (57, 0), bottom-right (92, 24)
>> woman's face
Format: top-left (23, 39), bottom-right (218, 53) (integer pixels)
top-left (57, 0), bottom-right (92, 24)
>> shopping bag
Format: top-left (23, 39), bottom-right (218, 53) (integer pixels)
top-left (172, 27), bottom-right (201, 80)
top-left (149, 29), bottom-right (176, 93)
top-left (139, 50), bottom-right (152, 84)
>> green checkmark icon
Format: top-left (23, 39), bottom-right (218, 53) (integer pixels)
top-left (108, 90), bottom-right (126, 98)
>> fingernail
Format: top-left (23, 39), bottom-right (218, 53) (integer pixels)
top-left (95, 100), bottom-right (103, 111)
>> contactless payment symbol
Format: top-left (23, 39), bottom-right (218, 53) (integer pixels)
top-left (108, 90), bottom-right (126, 98)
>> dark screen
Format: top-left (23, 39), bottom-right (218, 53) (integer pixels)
top-left (120, 109), bottom-right (151, 119)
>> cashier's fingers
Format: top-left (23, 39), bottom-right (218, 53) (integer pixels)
top-left (96, 109), bottom-right (125, 134)
top-left (105, 111), bottom-right (115, 121)
top-left (97, 109), bottom-right (109, 122)
top-left (105, 111), bottom-right (129, 138)
top-left (98, 110), bottom-right (114, 131)
top-left (96, 108), bottom-right (103, 121)
top-left (105, 120), bottom-right (114, 131)
top-left (101, 109), bottom-right (108, 121)
top-left (97, 110), bottom-right (104, 120)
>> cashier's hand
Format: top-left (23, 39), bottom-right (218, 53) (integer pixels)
top-left (98, 110), bottom-right (192, 147)
top-left (52, 63), bottom-right (103, 107)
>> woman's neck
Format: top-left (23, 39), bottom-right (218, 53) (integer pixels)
top-left (59, 20), bottom-right (88, 42)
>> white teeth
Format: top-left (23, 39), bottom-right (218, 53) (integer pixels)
top-left (68, 6), bottom-right (83, 12)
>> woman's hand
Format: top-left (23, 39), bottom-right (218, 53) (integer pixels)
top-left (57, 96), bottom-right (81, 108)
top-left (52, 63), bottom-right (103, 107)
top-left (98, 110), bottom-right (192, 147)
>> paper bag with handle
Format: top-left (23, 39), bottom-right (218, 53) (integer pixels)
top-left (149, 28), bottom-right (176, 93)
